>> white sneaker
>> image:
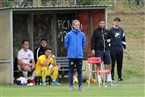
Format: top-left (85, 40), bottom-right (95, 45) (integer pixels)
top-left (98, 75), bottom-right (102, 83)
top-left (69, 86), bottom-right (74, 91)
top-left (79, 86), bottom-right (85, 91)
top-left (107, 74), bottom-right (112, 82)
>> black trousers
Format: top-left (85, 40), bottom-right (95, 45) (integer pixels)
top-left (110, 51), bottom-right (123, 79)
top-left (69, 58), bottom-right (83, 87)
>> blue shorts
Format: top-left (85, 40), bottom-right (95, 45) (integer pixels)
top-left (95, 50), bottom-right (112, 65)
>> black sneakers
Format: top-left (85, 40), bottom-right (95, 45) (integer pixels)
top-left (118, 78), bottom-right (123, 81)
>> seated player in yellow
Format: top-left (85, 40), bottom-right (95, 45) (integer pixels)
top-left (35, 47), bottom-right (61, 85)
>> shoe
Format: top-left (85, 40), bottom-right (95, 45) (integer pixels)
top-left (79, 86), bottom-right (85, 91)
top-left (41, 82), bottom-right (46, 85)
top-left (98, 75), bottom-right (102, 83)
top-left (30, 80), bottom-right (36, 85)
top-left (69, 86), bottom-right (74, 91)
top-left (51, 81), bottom-right (61, 85)
top-left (112, 77), bottom-right (114, 81)
top-left (118, 78), bottom-right (123, 81)
top-left (27, 83), bottom-right (34, 86)
top-left (107, 74), bottom-right (112, 82)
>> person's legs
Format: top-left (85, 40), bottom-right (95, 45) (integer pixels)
top-left (31, 70), bottom-right (35, 80)
top-left (104, 50), bottom-right (112, 82)
top-left (116, 51), bottom-right (123, 81)
top-left (49, 66), bottom-right (61, 85)
top-left (35, 69), bottom-right (43, 84)
top-left (104, 50), bottom-right (112, 71)
top-left (95, 50), bottom-right (104, 83)
top-left (28, 65), bottom-right (35, 79)
top-left (18, 64), bottom-right (30, 78)
top-left (95, 50), bottom-right (104, 70)
top-left (110, 51), bottom-right (116, 80)
top-left (41, 67), bottom-right (48, 83)
top-left (69, 58), bottom-right (75, 89)
top-left (50, 66), bottom-right (58, 81)
top-left (76, 59), bottom-right (83, 88)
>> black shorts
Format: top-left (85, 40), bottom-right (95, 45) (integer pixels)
top-left (95, 50), bottom-right (112, 65)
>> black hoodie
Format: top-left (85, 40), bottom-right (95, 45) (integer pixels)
top-left (34, 46), bottom-right (47, 63)
top-left (91, 27), bottom-right (111, 51)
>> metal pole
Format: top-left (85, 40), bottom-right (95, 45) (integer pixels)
top-left (74, 0), bottom-right (76, 5)
top-left (10, 9), bottom-right (14, 84)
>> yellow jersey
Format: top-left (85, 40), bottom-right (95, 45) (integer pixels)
top-left (36, 55), bottom-right (54, 72)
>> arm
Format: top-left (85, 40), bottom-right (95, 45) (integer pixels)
top-left (82, 33), bottom-right (86, 49)
top-left (17, 59), bottom-right (29, 66)
top-left (41, 55), bottom-right (52, 67)
top-left (91, 30), bottom-right (96, 55)
top-left (29, 58), bottom-right (35, 69)
top-left (122, 30), bottom-right (127, 53)
top-left (17, 51), bottom-right (29, 66)
top-left (64, 33), bottom-right (69, 50)
top-left (122, 31), bottom-right (126, 49)
top-left (106, 30), bottom-right (112, 43)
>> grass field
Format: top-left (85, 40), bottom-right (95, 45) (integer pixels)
top-left (0, 3), bottom-right (145, 97)
top-left (0, 75), bottom-right (144, 97)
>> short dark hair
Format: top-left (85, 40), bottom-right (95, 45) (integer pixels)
top-left (114, 17), bottom-right (121, 22)
top-left (99, 19), bottom-right (105, 23)
top-left (44, 47), bottom-right (52, 52)
top-left (22, 39), bottom-right (29, 44)
top-left (41, 39), bottom-right (48, 42)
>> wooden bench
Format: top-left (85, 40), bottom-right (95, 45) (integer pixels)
top-left (55, 57), bottom-right (72, 82)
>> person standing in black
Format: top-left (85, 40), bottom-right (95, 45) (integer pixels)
top-left (109, 17), bottom-right (127, 81)
top-left (91, 19), bottom-right (112, 83)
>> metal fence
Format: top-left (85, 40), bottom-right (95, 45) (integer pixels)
top-left (0, 0), bottom-right (144, 10)
top-left (0, 0), bottom-right (112, 8)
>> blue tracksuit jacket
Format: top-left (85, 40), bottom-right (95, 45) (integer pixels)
top-left (64, 28), bottom-right (86, 58)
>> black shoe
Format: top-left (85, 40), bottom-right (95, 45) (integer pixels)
top-left (118, 78), bottom-right (123, 81)
top-left (112, 77), bottom-right (114, 81)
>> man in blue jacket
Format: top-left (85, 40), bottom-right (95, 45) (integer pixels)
top-left (64, 19), bottom-right (86, 91)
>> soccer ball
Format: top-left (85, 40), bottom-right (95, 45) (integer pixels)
top-left (91, 78), bottom-right (97, 83)
top-left (73, 76), bottom-right (78, 83)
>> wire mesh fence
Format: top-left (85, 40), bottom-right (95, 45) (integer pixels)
top-left (0, 0), bottom-right (112, 8)
top-left (0, 0), bottom-right (144, 11)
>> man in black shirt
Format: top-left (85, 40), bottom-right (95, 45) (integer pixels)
top-left (34, 39), bottom-right (48, 63)
top-left (91, 19), bottom-right (112, 83)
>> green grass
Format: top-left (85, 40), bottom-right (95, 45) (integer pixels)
top-left (0, 76), bottom-right (144, 97)
top-left (1, 14), bottom-right (144, 97)
top-left (1, 3), bottom-right (145, 97)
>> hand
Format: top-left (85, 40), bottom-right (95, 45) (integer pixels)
top-left (124, 49), bottom-right (128, 54)
top-left (107, 39), bottom-right (111, 43)
top-left (91, 50), bottom-right (95, 55)
top-left (47, 54), bottom-right (52, 59)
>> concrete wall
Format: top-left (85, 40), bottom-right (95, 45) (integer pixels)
top-left (0, 9), bottom-right (13, 84)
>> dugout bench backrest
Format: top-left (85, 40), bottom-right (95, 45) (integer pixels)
top-left (55, 57), bottom-right (70, 82)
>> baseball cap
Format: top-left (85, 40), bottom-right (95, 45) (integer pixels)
top-left (114, 17), bottom-right (121, 22)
